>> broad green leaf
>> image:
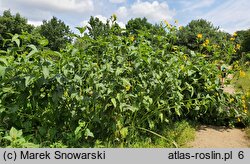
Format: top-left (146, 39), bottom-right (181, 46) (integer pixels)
top-left (84, 129), bottom-right (94, 138)
top-left (111, 98), bottom-right (116, 108)
top-left (115, 67), bottom-right (123, 76)
top-left (24, 76), bottom-right (35, 87)
top-left (42, 66), bottom-right (49, 78)
top-left (0, 65), bottom-right (6, 78)
top-left (0, 56), bottom-right (8, 66)
top-left (27, 44), bottom-right (38, 57)
top-left (2, 87), bottom-right (13, 93)
top-left (39, 38), bottom-right (49, 47)
top-left (9, 127), bottom-right (22, 139)
top-left (12, 34), bottom-right (20, 47)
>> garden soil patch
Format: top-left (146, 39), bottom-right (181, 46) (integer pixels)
top-left (189, 125), bottom-right (249, 148)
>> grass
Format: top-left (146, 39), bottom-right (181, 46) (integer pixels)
top-left (94, 120), bottom-right (196, 148)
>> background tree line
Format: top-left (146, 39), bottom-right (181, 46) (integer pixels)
top-left (1, 9), bottom-right (250, 63)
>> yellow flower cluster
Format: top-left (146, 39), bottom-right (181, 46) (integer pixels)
top-left (230, 33), bottom-right (237, 41)
top-left (129, 35), bottom-right (135, 42)
top-left (239, 70), bottom-right (246, 77)
top-left (235, 44), bottom-right (241, 50)
top-left (242, 96), bottom-right (248, 114)
top-left (202, 39), bottom-right (210, 46)
top-left (164, 20), bottom-right (171, 28)
top-left (197, 33), bottom-right (202, 39)
top-left (125, 85), bottom-right (131, 91)
top-left (229, 98), bottom-right (234, 103)
top-left (213, 44), bottom-right (220, 49)
top-left (179, 26), bottom-right (183, 30)
top-left (230, 37), bottom-right (235, 41)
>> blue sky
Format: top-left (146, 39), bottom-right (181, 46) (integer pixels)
top-left (1, 0), bottom-right (250, 34)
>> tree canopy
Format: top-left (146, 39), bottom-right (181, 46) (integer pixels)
top-left (39, 16), bottom-right (72, 51)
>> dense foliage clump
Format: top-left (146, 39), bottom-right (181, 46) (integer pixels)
top-left (0, 13), bottom-right (249, 147)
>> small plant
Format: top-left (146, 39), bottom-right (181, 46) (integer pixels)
top-left (2, 127), bottom-right (39, 148)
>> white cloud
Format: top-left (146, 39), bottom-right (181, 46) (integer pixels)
top-left (28, 20), bottom-right (43, 26)
top-left (202, 0), bottom-right (250, 33)
top-left (109, 0), bottom-right (126, 3)
top-left (95, 15), bottom-right (108, 24)
top-left (117, 21), bottom-right (126, 29)
top-left (115, 1), bottom-right (175, 22)
top-left (116, 6), bottom-right (128, 18)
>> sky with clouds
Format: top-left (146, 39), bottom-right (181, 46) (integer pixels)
top-left (0, 0), bottom-right (250, 34)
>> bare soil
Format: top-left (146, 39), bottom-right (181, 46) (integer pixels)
top-left (189, 125), bottom-right (249, 148)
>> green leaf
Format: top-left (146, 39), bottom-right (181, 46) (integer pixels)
top-left (115, 67), bottom-right (123, 76)
top-left (75, 26), bottom-right (87, 34)
top-left (111, 98), bottom-right (117, 108)
top-left (39, 38), bottom-right (49, 47)
top-left (0, 56), bottom-right (9, 66)
top-left (27, 44), bottom-right (38, 57)
top-left (120, 127), bottom-right (128, 139)
top-left (24, 76), bottom-right (35, 87)
top-left (159, 113), bottom-right (164, 122)
top-left (12, 34), bottom-right (20, 47)
top-left (0, 65), bottom-right (6, 78)
top-left (9, 127), bottom-right (22, 139)
top-left (84, 129), bottom-right (94, 138)
top-left (42, 66), bottom-right (49, 79)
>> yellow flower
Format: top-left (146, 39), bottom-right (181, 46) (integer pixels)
top-left (233, 32), bottom-right (237, 37)
top-left (164, 20), bottom-right (171, 28)
top-left (183, 54), bottom-right (188, 60)
top-left (197, 33), bottom-right (202, 39)
top-left (229, 98), bottom-right (234, 103)
top-left (237, 117), bottom-right (241, 122)
top-left (239, 70), bottom-right (246, 77)
top-left (244, 109), bottom-right (248, 113)
top-left (180, 65), bottom-right (185, 71)
top-left (129, 36), bottom-right (135, 42)
top-left (230, 37), bottom-right (235, 41)
top-left (179, 26), bottom-right (183, 30)
top-left (125, 85), bottom-right (131, 91)
top-left (242, 95), bottom-right (246, 100)
top-left (246, 92), bottom-right (250, 98)
top-left (205, 39), bottom-right (210, 44)
top-left (235, 44), bottom-right (241, 50)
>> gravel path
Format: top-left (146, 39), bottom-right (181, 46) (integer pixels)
top-left (189, 125), bottom-right (249, 148)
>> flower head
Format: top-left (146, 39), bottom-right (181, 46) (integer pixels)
top-left (240, 70), bottom-right (246, 77)
top-left (197, 33), bottom-right (202, 39)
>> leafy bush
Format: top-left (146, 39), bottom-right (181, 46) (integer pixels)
top-left (0, 21), bottom-right (248, 147)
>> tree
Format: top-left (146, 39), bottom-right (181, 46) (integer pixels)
top-left (237, 29), bottom-right (250, 53)
top-left (0, 10), bottom-right (34, 48)
top-left (87, 16), bottom-right (111, 39)
top-left (126, 17), bottom-right (153, 35)
top-left (177, 19), bottom-right (221, 49)
top-left (40, 17), bottom-right (72, 51)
